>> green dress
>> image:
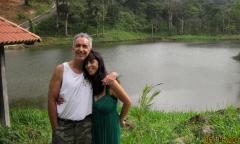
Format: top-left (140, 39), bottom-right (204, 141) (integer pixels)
top-left (92, 86), bottom-right (120, 144)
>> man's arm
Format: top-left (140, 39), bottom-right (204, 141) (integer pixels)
top-left (48, 64), bottom-right (63, 129)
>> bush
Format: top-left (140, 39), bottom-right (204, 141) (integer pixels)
top-left (17, 13), bottom-right (28, 20)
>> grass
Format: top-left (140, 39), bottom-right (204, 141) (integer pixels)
top-left (121, 107), bottom-right (240, 144)
top-left (1, 85), bottom-right (240, 143)
top-left (37, 30), bottom-right (151, 47)
top-left (121, 108), bottom-right (197, 144)
top-left (1, 107), bottom-right (239, 144)
top-left (93, 30), bottom-right (151, 42)
top-left (0, 108), bottom-right (51, 144)
top-left (164, 34), bottom-right (240, 41)
top-left (36, 30), bottom-right (240, 48)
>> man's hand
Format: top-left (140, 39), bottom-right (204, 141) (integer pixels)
top-left (57, 96), bottom-right (65, 105)
top-left (102, 72), bottom-right (118, 85)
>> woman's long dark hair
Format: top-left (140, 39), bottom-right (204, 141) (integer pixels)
top-left (83, 50), bottom-right (107, 96)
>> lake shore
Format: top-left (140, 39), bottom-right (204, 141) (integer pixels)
top-left (39, 33), bottom-right (240, 46)
top-left (1, 106), bottom-right (239, 143)
top-left (5, 31), bottom-right (240, 50)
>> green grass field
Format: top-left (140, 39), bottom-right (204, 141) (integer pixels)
top-left (1, 106), bottom-right (239, 144)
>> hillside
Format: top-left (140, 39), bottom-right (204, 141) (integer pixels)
top-left (0, 0), bottom-right (52, 24)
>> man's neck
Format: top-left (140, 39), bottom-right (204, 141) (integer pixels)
top-left (69, 59), bottom-right (83, 74)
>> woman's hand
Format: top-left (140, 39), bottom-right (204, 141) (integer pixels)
top-left (57, 96), bottom-right (64, 105)
top-left (102, 72), bottom-right (118, 85)
top-left (120, 118), bottom-right (126, 127)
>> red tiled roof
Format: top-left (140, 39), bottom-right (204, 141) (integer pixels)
top-left (0, 16), bottom-right (41, 45)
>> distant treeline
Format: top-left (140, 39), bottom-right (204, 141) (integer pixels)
top-left (36, 0), bottom-right (240, 36)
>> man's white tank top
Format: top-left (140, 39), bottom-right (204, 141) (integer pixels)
top-left (57, 62), bottom-right (92, 120)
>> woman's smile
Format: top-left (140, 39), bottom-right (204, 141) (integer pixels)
top-left (86, 59), bottom-right (99, 75)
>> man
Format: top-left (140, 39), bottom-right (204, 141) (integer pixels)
top-left (48, 33), bottom-right (116, 144)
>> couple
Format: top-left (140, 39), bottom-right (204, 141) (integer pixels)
top-left (48, 33), bottom-right (131, 144)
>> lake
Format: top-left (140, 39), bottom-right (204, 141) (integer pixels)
top-left (6, 41), bottom-right (240, 112)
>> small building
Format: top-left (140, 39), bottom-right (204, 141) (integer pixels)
top-left (0, 16), bottom-right (41, 127)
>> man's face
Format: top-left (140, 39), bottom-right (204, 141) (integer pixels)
top-left (72, 37), bottom-right (91, 61)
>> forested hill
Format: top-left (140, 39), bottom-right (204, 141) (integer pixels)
top-left (36, 0), bottom-right (240, 36)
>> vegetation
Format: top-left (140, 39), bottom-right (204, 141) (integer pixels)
top-left (31, 0), bottom-right (240, 44)
top-left (36, 0), bottom-right (240, 37)
top-left (23, 0), bottom-right (52, 14)
top-left (37, 33), bottom-right (240, 47)
top-left (1, 106), bottom-right (239, 144)
top-left (1, 84), bottom-right (240, 144)
top-left (0, 108), bottom-right (51, 144)
top-left (122, 106), bottom-right (240, 144)
top-left (0, 0), bottom-right (53, 24)
top-left (136, 83), bottom-right (162, 122)
top-left (2, 1), bottom-right (240, 143)
top-left (19, 0), bottom-right (53, 21)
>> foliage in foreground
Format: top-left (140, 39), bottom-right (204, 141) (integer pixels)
top-left (0, 108), bottom-right (51, 144)
top-left (1, 85), bottom-right (240, 144)
top-left (0, 106), bottom-right (240, 144)
top-left (121, 84), bottom-right (240, 143)
top-left (122, 107), bottom-right (240, 144)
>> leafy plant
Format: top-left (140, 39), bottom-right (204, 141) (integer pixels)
top-left (134, 83), bottom-right (162, 143)
top-left (136, 83), bottom-right (163, 122)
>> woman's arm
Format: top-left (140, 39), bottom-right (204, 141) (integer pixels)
top-left (109, 80), bottom-right (131, 127)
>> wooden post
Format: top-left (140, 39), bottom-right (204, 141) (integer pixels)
top-left (0, 45), bottom-right (10, 127)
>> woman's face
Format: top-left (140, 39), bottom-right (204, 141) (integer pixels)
top-left (85, 59), bottom-right (99, 75)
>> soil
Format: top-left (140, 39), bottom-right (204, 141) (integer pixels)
top-left (0, 0), bottom-right (36, 24)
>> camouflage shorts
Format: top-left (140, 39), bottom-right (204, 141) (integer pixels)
top-left (52, 115), bottom-right (92, 144)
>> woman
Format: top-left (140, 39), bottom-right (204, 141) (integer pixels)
top-left (58, 50), bottom-right (131, 144)
top-left (83, 50), bottom-right (131, 144)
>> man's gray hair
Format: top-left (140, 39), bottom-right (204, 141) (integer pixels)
top-left (73, 33), bottom-right (93, 48)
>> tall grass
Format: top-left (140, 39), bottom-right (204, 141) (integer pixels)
top-left (122, 107), bottom-right (240, 144)
top-left (1, 107), bottom-right (239, 143)
top-left (0, 108), bottom-right (51, 144)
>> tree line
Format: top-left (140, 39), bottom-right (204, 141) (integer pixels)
top-left (38, 0), bottom-right (240, 36)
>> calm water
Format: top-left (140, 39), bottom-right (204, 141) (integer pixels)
top-left (5, 41), bottom-right (240, 112)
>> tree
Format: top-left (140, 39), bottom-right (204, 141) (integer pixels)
top-left (85, 0), bottom-right (114, 36)
top-left (56, 0), bottom-right (60, 34)
top-left (58, 0), bottom-right (70, 36)
top-left (179, 0), bottom-right (201, 34)
top-left (145, 3), bottom-right (162, 37)
top-left (24, 0), bottom-right (30, 6)
top-left (162, 0), bottom-right (180, 34)
top-left (85, 0), bottom-right (100, 35)
top-left (64, 0), bottom-right (69, 36)
top-left (227, 0), bottom-right (240, 33)
top-left (106, 4), bottom-right (120, 26)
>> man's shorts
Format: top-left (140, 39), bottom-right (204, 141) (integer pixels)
top-left (52, 115), bottom-right (92, 144)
